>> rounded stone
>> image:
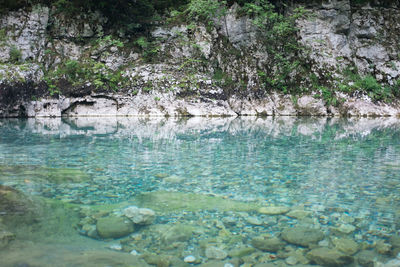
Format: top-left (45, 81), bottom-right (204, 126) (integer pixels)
top-left (282, 226), bottom-right (324, 247)
top-left (96, 216), bottom-right (134, 239)
top-left (184, 255), bottom-right (196, 263)
top-left (205, 246), bottom-right (228, 260)
top-left (123, 206), bottom-right (156, 225)
top-left (251, 236), bottom-right (285, 252)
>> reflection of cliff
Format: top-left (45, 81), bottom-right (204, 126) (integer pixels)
top-left (8, 116), bottom-right (399, 140)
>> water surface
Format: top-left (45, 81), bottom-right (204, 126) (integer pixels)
top-left (0, 117), bottom-right (399, 266)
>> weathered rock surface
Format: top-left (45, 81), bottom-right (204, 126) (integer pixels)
top-left (282, 226), bottom-right (325, 247)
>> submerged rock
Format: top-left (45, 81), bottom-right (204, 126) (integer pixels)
top-left (96, 215), bottom-right (134, 239)
top-left (307, 247), bottom-right (353, 266)
top-left (286, 209), bottom-right (311, 220)
top-left (0, 185), bottom-right (43, 226)
top-left (332, 237), bottom-right (359, 255)
top-left (337, 224), bottom-right (356, 234)
top-left (282, 226), bottom-right (324, 247)
top-left (251, 236), bottom-right (285, 252)
top-left (123, 206), bottom-right (156, 225)
top-left (161, 224), bottom-right (194, 244)
top-left (258, 206), bottom-right (290, 215)
top-left (205, 246), bottom-right (228, 260)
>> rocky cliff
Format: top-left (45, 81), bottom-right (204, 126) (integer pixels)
top-left (0, 0), bottom-right (400, 117)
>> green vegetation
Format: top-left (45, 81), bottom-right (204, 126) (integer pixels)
top-left (44, 59), bottom-right (129, 95)
top-left (9, 46), bottom-right (22, 64)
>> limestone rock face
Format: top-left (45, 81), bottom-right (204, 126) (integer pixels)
top-left (1, 2), bottom-right (400, 118)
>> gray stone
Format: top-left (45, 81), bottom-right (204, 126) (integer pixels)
top-left (258, 206), bottom-right (290, 215)
top-left (282, 226), bottom-right (325, 247)
top-left (332, 238), bottom-right (359, 255)
top-left (161, 224), bottom-right (194, 244)
top-left (205, 246), bottom-right (228, 260)
top-left (307, 247), bottom-right (353, 267)
top-left (251, 236), bottom-right (285, 252)
top-left (96, 216), bottom-right (134, 239)
top-left (123, 206), bottom-right (156, 225)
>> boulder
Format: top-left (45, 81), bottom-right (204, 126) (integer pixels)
top-left (123, 206), bottom-right (156, 225)
top-left (96, 216), bottom-right (134, 239)
top-left (307, 247), bottom-right (353, 267)
top-left (282, 226), bottom-right (324, 247)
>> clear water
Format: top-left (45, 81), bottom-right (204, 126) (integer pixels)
top-left (0, 117), bottom-right (399, 267)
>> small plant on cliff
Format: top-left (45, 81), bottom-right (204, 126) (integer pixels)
top-left (186, 0), bottom-right (227, 26)
top-left (9, 45), bottom-right (22, 64)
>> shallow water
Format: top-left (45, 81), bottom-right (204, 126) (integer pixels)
top-left (0, 117), bottom-right (400, 267)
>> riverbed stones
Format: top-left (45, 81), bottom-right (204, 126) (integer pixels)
top-left (258, 206), bottom-right (290, 215)
top-left (307, 247), bottom-right (353, 266)
top-left (282, 226), bottom-right (324, 247)
top-left (332, 237), bottom-right (359, 255)
top-left (251, 236), bottom-right (285, 252)
top-left (96, 215), bottom-right (134, 239)
top-left (205, 246), bottom-right (228, 260)
top-left (123, 206), bottom-right (156, 225)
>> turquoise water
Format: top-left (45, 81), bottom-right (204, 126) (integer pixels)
top-left (0, 117), bottom-right (400, 266)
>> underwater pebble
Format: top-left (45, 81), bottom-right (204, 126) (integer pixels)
top-left (130, 250), bottom-right (139, 255)
top-left (109, 244), bottom-right (122, 251)
top-left (184, 255), bottom-right (196, 263)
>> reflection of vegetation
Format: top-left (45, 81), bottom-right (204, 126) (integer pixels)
top-left (0, 164), bottom-right (90, 183)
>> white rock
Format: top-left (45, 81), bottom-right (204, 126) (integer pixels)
top-left (123, 206), bottom-right (156, 225)
top-left (184, 255), bottom-right (196, 263)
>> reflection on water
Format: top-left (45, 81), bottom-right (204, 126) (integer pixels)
top-left (0, 117), bottom-right (400, 267)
